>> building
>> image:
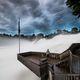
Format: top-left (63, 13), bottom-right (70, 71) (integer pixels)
top-left (18, 43), bottom-right (80, 80)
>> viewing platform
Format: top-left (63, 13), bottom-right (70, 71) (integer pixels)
top-left (17, 43), bottom-right (80, 80)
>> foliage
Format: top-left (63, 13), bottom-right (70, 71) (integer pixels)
top-left (66, 0), bottom-right (80, 17)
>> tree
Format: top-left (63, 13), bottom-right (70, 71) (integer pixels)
top-left (37, 33), bottom-right (44, 38)
top-left (66, 0), bottom-right (80, 17)
top-left (71, 27), bottom-right (79, 33)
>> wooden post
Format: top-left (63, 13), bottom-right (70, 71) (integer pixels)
top-left (78, 58), bottom-right (79, 73)
top-left (40, 58), bottom-right (49, 80)
top-left (69, 50), bottom-right (72, 73)
top-left (49, 64), bottom-right (55, 80)
top-left (69, 50), bottom-right (73, 80)
top-left (52, 65), bottom-right (55, 80)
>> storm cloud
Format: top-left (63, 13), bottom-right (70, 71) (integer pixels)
top-left (0, 0), bottom-right (80, 34)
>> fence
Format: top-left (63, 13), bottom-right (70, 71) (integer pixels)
top-left (49, 64), bottom-right (80, 80)
top-left (54, 74), bottom-right (80, 80)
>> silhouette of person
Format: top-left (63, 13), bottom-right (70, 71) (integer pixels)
top-left (46, 49), bottom-right (50, 57)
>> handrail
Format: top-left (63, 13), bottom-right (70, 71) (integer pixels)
top-left (55, 73), bottom-right (80, 76)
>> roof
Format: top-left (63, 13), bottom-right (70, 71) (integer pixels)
top-left (63, 43), bottom-right (80, 55)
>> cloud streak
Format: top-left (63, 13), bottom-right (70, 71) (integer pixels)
top-left (0, 0), bottom-right (80, 34)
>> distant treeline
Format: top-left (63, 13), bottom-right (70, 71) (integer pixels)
top-left (0, 27), bottom-right (80, 40)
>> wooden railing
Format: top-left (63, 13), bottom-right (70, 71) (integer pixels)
top-left (72, 55), bottom-right (80, 74)
top-left (54, 74), bottom-right (80, 80)
top-left (49, 64), bottom-right (80, 80)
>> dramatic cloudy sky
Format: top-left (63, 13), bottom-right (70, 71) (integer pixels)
top-left (0, 0), bottom-right (80, 35)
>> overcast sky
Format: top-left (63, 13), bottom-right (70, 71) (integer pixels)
top-left (0, 0), bottom-right (80, 35)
